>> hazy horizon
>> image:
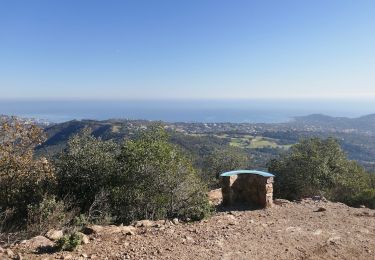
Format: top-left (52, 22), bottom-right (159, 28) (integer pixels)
top-left (2, 98), bottom-right (375, 123)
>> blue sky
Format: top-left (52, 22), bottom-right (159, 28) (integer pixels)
top-left (1, 0), bottom-right (375, 100)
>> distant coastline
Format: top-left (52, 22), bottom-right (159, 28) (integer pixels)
top-left (0, 99), bottom-right (374, 124)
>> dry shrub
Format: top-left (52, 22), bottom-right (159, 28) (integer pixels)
top-left (26, 195), bottom-right (78, 237)
top-left (0, 118), bottom-right (56, 227)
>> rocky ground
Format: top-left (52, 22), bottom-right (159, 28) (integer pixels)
top-left (1, 194), bottom-right (375, 260)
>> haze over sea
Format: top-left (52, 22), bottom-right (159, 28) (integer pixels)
top-left (1, 99), bottom-right (374, 123)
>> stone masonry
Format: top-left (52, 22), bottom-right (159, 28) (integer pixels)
top-left (221, 174), bottom-right (274, 208)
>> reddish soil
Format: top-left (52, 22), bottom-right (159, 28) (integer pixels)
top-left (4, 198), bottom-right (375, 260)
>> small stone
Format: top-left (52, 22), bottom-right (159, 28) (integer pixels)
top-left (5, 249), bottom-right (14, 257)
top-left (82, 225), bottom-right (103, 235)
top-left (185, 236), bottom-right (194, 243)
top-left (315, 207), bottom-right (327, 212)
top-left (0, 246), bottom-right (4, 253)
top-left (313, 229), bottom-right (323, 235)
top-left (172, 218), bottom-right (179, 225)
top-left (77, 232), bottom-right (90, 245)
top-left (16, 253), bottom-right (23, 260)
top-left (134, 220), bottom-right (154, 228)
top-left (126, 231), bottom-right (135, 236)
top-left (327, 236), bottom-right (341, 245)
top-left (274, 199), bottom-right (291, 206)
top-left (81, 253), bottom-right (88, 258)
top-left (46, 229), bottom-right (64, 241)
top-left (62, 255), bottom-right (73, 260)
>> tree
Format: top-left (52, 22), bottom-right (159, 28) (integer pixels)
top-left (0, 118), bottom-right (55, 226)
top-left (202, 147), bottom-right (250, 188)
top-left (112, 126), bottom-right (210, 223)
top-left (268, 137), bottom-right (369, 204)
top-left (55, 128), bottom-right (118, 211)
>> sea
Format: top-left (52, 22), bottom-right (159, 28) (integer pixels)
top-left (0, 99), bottom-right (374, 123)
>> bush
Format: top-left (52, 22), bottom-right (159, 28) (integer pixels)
top-left (55, 232), bottom-right (82, 251)
top-left (112, 126), bottom-right (211, 223)
top-left (55, 128), bottom-right (118, 211)
top-left (0, 119), bottom-right (56, 228)
top-left (26, 195), bottom-right (75, 237)
top-left (268, 138), bottom-right (372, 207)
top-left (202, 147), bottom-right (250, 188)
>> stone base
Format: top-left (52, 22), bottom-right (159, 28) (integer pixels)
top-left (221, 174), bottom-right (273, 208)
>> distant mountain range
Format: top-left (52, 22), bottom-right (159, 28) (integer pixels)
top-left (292, 114), bottom-right (375, 134)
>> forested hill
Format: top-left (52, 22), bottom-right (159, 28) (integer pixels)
top-left (292, 114), bottom-right (375, 133)
top-left (30, 114), bottom-right (375, 172)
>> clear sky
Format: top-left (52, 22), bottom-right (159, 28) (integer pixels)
top-left (1, 0), bottom-right (375, 100)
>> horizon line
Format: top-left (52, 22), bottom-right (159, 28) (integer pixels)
top-left (2, 97), bottom-right (375, 102)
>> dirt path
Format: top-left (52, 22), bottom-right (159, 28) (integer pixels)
top-left (7, 199), bottom-right (375, 260)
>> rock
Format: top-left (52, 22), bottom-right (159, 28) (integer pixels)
top-left (102, 225), bottom-right (137, 235)
top-left (274, 199), bottom-right (291, 205)
top-left (82, 225), bottom-right (104, 235)
top-left (16, 253), bottom-right (23, 260)
top-left (172, 218), bottom-right (179, 225)
top-left (62, 254), bottom-right (73, 259)
top-left (315, 207), bottom-right (327, 212)
top-left (313, 229), bottom-right (323, 235)
top-left (77, 232), bottom-right (90, 244)
top-left (5, 248), bottom-right (14, 257)
top-left (327, 236), bottom-right (341, 245)
top-left (208, 188), bottom-right (222, 205)
top-left (126, 230), bottom-right (135, 236)
top-left (0, 246), bottom-right (4, 253)
top-left (184, 236), bottom-right (194, 243)
top-left (21, 236), bottom-right (54, 250)
top-left (312, 196), bottom-right (328, 202)
top-left (81, 253), bottom-right (88, 258)
top-left (46, 229), bottom-right (64, 241)
top-left (134, 220), bottom-right (154, 228)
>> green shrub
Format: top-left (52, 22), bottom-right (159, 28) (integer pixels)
top-left (55, 232), bottom-right (82, 251)
top-left (268, 137), bottom-right (372, 207)
top-left (112, 126), bottom-right (211, 223)
top-left (55, 128), bottom-right (118, 211)
top-left (202, 147), bottom-right (250, 188)
top-left (26, 195), bottom-right (73, 237)
top-left (349, 189), bottom-right (375, 208)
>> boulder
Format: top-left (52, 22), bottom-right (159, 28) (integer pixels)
top-left (82, 225), bottom-right (104, 235)
top-left (76, 232), bottom-right (89, 244)
top-left (21, 236), bottom-right (54, 250)
top-left (107, 225), bottom-right (136, 234)
top-left (208, 188), bottom-right (222, 205)
top-left (5, 248), bottom-right (14, 257)
top-left (83, 224), bottom-right (136, 235)
top-left (133, 220), bottom-right (154, 228)
top-left (46, 229), bottom-right (63, 241)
